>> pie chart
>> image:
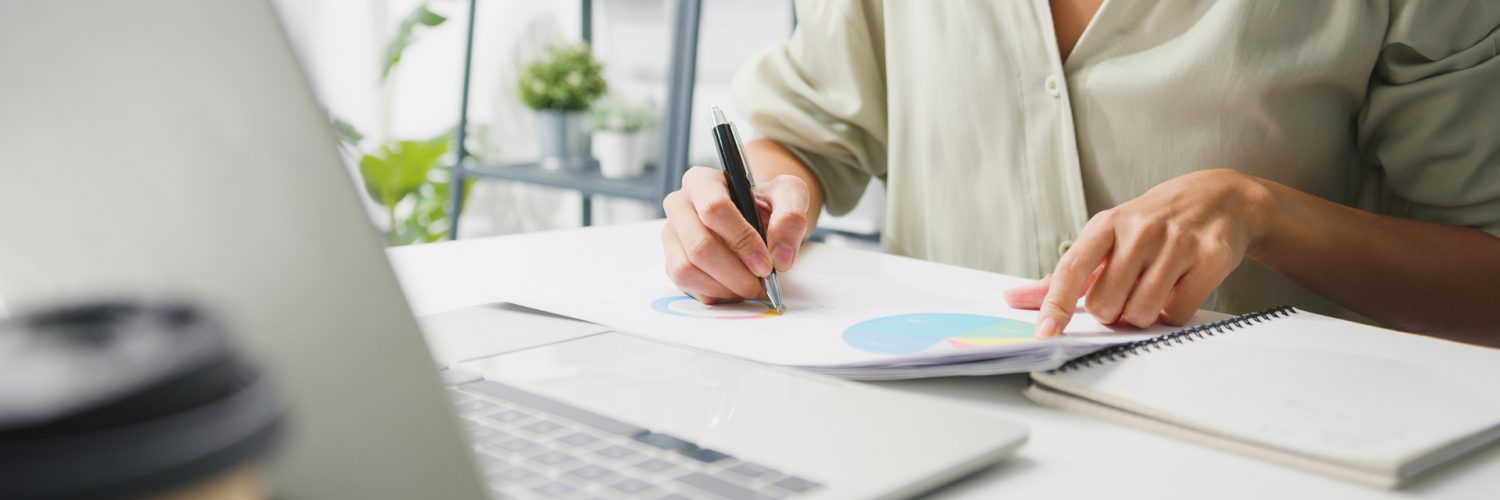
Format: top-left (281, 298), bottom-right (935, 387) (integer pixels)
top-left (651, 295), bottom-right (780, 320)
top-left (842, 313), bottom-right (1034, 355)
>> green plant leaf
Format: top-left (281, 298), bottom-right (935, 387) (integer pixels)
top-left (357, 133), bottom-right (451, 208)
top-left (410, 5), bottom-right (445, 27)
top-left (382, 3), bottom-right (448, 81)
top-left (331, 116), bottom-right (365, 146)
top-left (516, 43), bottom-right (607, 111)
top-left (358, 153), bottom-right (394, 204)
top-left (391, 166), bottom-right (473, 244)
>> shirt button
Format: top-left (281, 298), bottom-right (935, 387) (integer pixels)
top-left (1057, 239), bottom-right (1074, 257)
top-left (1044, 75), bottom-right (1062, 98)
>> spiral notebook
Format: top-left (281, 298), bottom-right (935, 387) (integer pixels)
top-left (1026, 307), bottom-right (1500, 488)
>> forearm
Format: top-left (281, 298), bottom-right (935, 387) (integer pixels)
top-left (1249, 178), bottom-right (1500, 345)
top-left (745, 139), bottom-right (825, 230)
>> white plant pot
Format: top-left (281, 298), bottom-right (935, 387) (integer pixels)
top-left (593, 131), bottom-right (646, 179)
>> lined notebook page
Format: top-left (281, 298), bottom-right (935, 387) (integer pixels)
top-left (1046, 311), bottom-right (1500, 468)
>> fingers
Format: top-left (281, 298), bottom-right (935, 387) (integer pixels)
top-left (663, 191), bottom-right (766, 299)
top-left (1161, 265), bottom-right (1226, 326)
top-left (1161, 240), bottom-right (1236, 325)
top-left (1085, 225), bottom-right (1164, 325)
top-left (1003, 275), bottom-right (1051, 310)
top-left (1037, 213), bottom-right (1116, 337)
top-left (661, 225), bottom-right (738, 303)
top-left (682, 167), bottom-right (772, 277)
top-left (1119, 239), bottom-right (1195, 328)
top-left (1004, 266), bottom-right (1101, 310)
top-left (762, 176), bottom-right (811, 271)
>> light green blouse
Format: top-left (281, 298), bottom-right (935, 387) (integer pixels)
top-left (732, 0), bottom-right (1500, 317)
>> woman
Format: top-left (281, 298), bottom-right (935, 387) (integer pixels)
top-left (660, 0), bottom-right (1500, 345)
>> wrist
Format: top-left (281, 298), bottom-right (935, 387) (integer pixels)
top-left (1240, 174), bottom-right (1284, 262)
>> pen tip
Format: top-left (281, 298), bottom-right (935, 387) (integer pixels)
top-left (710, 107), bottom-right (727, 125)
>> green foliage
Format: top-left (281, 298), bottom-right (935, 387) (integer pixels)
top-left (383, 3), bottom-right (448, 81)
top-left (587, 95), bottom-right (655, 133)
top-left (332, 2), bottom-right (467, 246)
top-left (332, 116), bottom-right (365, 144)
top-left (396, 168), bottom-right (473, 245)
top-left (354, 133), bottom-right (467, 245)
top-left (516, 44), bottom-right (607, 111)
top-left (359, 135), bottom-right (449, 208)
top-left (334, 118), bottom-right (467, 245)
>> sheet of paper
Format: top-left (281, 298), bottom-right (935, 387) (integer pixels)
top-left (513, 270), bottom-right (1202, 369)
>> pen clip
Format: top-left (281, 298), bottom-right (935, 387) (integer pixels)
top-left (731, 122), bottom-right (755, 186)
top-left (710, 107), bottom-right (755, 186)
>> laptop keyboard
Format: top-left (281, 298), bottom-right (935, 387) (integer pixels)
top-left (450, 380), bottom-right (823, 499)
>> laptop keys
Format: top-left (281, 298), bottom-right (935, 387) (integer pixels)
top-left (676, 472), bottom-right (776, 500)
top-left (593, 445), bottom-right (638, 460)
top-left (632, 431), bottom-right (730, 463)
top-left (526, 449), bottom-right (576, 466)
top-left (771, 476), bottom-right (820, 493)
top-left (521, 420), bottom-right (565, 435)
top-left (491, 465), bottom-right (542, 483)
top-left (453, 380), bottom-right (823, 499)
top-left (726, 462), bottom-right (773, 478)
top-left (609, 478), bottom-right (655, 494)
top-left (557, 432), bottom-right (599, 447)
top-left (488, 437), bottom-right (537, 453)
top-left (530, 481), bottom-right (576, 496)
top-left (633, 457), bottom-right (679, 474)
top-left (567, 464), bottom-right (615, 481)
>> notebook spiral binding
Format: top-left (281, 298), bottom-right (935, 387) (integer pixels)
top-left (1050, 305), bottom-right (1298, 374)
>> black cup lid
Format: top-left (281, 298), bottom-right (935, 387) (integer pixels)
top-left (0, 301), bottom-right (281, 499)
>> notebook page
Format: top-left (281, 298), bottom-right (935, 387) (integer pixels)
top-left (1047, 311), bottom-right (1500, 467)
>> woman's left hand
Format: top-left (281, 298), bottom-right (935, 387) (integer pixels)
top-left (1005, 169), bottom-right (1277, 337)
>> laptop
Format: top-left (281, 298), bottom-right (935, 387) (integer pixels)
top-left (0, 1), bottom-right (1028, 498)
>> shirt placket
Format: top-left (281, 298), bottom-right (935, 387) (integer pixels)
top-left (1025, 0), bottom-right (1094, 276)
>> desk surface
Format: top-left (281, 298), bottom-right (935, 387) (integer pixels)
top-left (386, 220), bottom-right (1500, 499)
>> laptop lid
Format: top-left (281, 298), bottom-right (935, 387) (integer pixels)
top-left (0, 1), bottom-right (487, 498)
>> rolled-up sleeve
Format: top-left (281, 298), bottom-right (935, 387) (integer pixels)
top-left (1358, 0), bottom-right (1500, 236)
top-left (731, 0), bottom-right (888, 215)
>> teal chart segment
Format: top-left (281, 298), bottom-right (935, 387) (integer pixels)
top-left (842, 313), bottom-right (1035, 355)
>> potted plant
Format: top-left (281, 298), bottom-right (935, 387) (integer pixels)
top-left (516, 43), bottom-right (607, 170)
top-left (588, 96), bottom-right (655, 179)
top-left (333, 2), bottom-right (470, 246)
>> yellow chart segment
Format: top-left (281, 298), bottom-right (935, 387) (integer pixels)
top-left (947, 337), bottom-right (1035, 348)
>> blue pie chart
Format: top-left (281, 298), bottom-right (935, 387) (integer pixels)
top-left (842, 313), bottom-right (1035, 355)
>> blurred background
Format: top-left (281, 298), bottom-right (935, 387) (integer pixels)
top-left (272, 0), bottom-right (884, 247)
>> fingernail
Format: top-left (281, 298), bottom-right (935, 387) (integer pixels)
top-left (772, 244), bottom-right (796, 271)
top-left (1036, 317), bottom-right (1059, 338)
top-left (748, 253), bottom-right (772, 277)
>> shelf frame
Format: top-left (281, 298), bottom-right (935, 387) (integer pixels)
top-left (446, 0), bottom-right (703, 238)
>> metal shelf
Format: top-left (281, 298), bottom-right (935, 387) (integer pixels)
top-left (460, 162), bottom-right (660, 201)
top-left (446, 0), bottom-right (702, 238)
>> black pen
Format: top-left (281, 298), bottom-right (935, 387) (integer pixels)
top-left (709, 107), bottom-right (785, 313)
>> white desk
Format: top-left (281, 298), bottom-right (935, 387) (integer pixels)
top-left (387, 220), bottom-right (1500, 499)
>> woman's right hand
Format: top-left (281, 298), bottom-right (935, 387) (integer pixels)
top-left (662, 166), bottom-right (812, 304)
